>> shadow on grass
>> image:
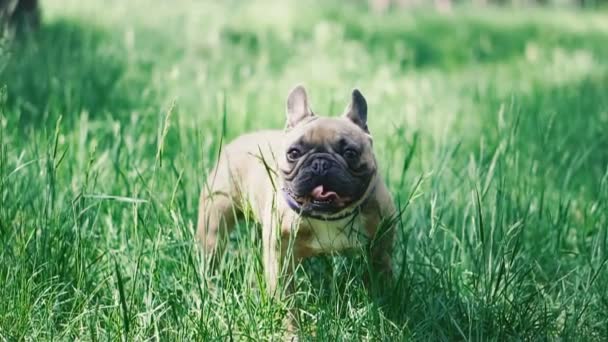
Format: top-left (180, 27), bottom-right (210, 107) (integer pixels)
top-left (379, 73), bottom-right (608, 340)
top-left (479, 72), bottom-right (608, 199)
top-left (1, 19), bottom-right (146, 130)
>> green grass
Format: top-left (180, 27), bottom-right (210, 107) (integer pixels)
top-left (1, 0), bottom-right (608, 340)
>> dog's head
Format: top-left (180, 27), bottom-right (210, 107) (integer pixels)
top-left (279, 85), bottom-right (377, 218)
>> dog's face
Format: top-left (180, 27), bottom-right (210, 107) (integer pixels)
top-left (279, 86), bottom-right (377, 217)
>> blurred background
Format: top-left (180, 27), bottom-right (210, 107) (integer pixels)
top-left (369, 0), bottom-right (608, 11)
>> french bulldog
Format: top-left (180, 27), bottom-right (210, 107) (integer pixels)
top-left (197, 85), bottom-right (396, 333)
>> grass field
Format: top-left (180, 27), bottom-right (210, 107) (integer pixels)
top-left (1, 0), bottom-right (608, 340)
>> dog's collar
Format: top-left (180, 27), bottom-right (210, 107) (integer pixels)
top-left (281, 178), bottom-right (376, 221)
top-left (281, 189), bottom-right (360, 221)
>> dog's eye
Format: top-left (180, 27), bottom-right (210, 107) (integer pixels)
top-left (343, 148), bottom-right (359, 160)
top-left (287, 148), bottom-right (301, 161)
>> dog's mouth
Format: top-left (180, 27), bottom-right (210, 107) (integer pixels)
top-left (288, 185), bottom-right (353, 212)
top-left (309, 185), bottom-right (351, 206)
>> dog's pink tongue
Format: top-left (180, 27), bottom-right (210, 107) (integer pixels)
top-left (311, 185), bottom-right (338, 201)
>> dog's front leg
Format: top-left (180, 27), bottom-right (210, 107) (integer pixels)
top-left (369, 231), bottom-right (394, 283)
top-left (262, 222), bottom-right (284, 297)
top-left (363, 211), bottom-right (396, 295)
top-left (262, 212), bottom-right (300, 339)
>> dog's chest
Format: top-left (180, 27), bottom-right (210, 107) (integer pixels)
top-left (299, 216), bottom-right (367, 254)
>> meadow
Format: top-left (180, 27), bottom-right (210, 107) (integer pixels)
top-left (1, 0), bottom-right (608, 340)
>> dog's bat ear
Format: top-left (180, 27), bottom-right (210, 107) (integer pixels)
top-left (286, 84), bottom-right (314, 129)
top-left (344, 89), bottom-right (369, 133)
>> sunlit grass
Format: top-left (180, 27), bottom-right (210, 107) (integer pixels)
top-left (1, 0), bottom-right (607, 340)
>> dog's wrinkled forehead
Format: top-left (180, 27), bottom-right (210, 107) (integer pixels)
top-left (286, 117), bottom-right (372, 148)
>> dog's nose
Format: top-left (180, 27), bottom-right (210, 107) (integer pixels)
top-left (311, 158), bottom-right (331, 175)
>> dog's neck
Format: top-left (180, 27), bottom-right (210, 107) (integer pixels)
top-left (280, 190), bottom-right (360, 221)
top-left (281, 174), bottom-right (377, 221)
